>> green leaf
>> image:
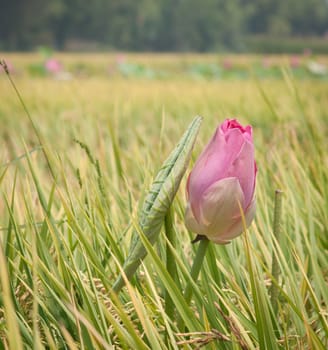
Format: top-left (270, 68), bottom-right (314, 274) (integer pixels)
top-left (113, 116), bottom-right (202, 292)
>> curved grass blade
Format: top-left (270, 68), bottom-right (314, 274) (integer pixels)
top-left (113, 116), bottom-right (202, 292)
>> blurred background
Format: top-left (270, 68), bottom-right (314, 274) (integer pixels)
top-left (1, 0), bottom-right (328, 53)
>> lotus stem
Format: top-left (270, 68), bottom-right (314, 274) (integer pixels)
top-left (178, 237), bottom-right (209, 330)
top-left (164, 207), bottom-right (178, 319)
top-left (270, 189), bottom-right (283, 313)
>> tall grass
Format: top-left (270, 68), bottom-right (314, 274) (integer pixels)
top-left (0, 55), bottom-right (327, 349)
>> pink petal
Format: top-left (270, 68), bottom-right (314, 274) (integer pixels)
top-left (199, 177), bottom-right (245, 239)
top-left (221, 119), bottom-right (252, 141)
top-left (211, 197), bottom-right (256, 244)
top-left (226, 139), bottom-right (256, 207)
top-left (188, 128), bottom-right (245, 221)
top-left (185, 202), bottom-right (206, 234)
top-left (185, 178), bottom-right (244, 238)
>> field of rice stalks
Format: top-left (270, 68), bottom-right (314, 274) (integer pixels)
top-left (0, 53), bottom-right (327, 349)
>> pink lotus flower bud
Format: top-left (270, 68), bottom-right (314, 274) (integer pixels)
top-left (290, 55), bottom-right (300, 69)
top-left (185, 119), bottom-right (257, 244)
top-left (45, 58), bottom-right (62, 74)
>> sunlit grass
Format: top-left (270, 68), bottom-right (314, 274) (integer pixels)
top-left (0, 54), bottom-right (327, 349)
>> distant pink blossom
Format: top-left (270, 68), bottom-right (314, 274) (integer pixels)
top-left (116, 54), bottom-right (126, 65)
top-left (290, 55), bottom-right (300, 68)
top-left (45, 58), bottom-right (62, 74)
top-left (262, 57), bottom-right (272, 68)
top-left (222, 58), bottom-right (232, 70)
top-left (0, 60), bottom-right (14, 74)
top-left (185, 119), bottom-right (257, 244)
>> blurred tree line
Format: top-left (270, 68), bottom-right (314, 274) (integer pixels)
top-left (1, 0), bottom-right (328, 51)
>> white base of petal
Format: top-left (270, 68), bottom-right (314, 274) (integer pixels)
top-left (185, 177), bottom-right (256, 244)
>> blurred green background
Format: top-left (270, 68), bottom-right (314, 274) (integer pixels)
top-left (1, 0), bottom-right (328, 53)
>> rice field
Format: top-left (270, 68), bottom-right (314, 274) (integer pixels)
top-left (0, 53), bottom-right (327, 349)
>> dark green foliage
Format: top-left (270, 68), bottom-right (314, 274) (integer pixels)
top-left (1, 0), bottom-right (328, 51)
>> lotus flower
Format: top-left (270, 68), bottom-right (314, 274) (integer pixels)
top-left (185, 119), bottom-right (257, 244)
top-left (45, 58), bottom-right (62, 74)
